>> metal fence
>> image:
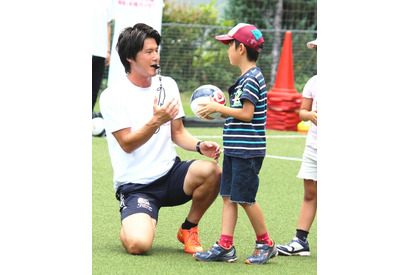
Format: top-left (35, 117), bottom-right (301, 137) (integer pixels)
top-left (101, 23), bottom-right (316, 95)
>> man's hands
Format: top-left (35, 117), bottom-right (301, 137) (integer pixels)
top-left (198, 141), bottom-right (222, 163)
top-left (152, 97), bottom-right (180, 127)
top-left (151, 96), bottom-right (222, 163)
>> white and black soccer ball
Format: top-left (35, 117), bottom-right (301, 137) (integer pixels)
top-left (92, 116), bottom-right (106, 137)
top-left (190, 84), bottom-right (226, 121)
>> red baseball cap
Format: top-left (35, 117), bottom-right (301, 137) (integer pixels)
top-left (215, 23), bottom-right (264, 52)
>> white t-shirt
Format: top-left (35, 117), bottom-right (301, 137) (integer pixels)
top-left (302, 75), bottom-right (317, 149)
top-left (92, 0), bottom-right (114, 58)
top-left (99, 75), bottom-right (185, 191)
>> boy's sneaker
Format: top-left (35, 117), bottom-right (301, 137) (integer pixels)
top-left (245, 240), bottom-right (278, 265)
top-left (193, 242), bottom-right (237, 263)
top-left (177, 226), bottom-right (203, 254)
top-left (276, 237), bottom-right (310, 256)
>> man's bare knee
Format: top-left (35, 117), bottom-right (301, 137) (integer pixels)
top-left (204, 162), bottom-right (222, 188)
top-left (120, 213), bottom-right (156, 255)
top-left (184, 161), bottom-right (221, 195)
top-left (122, 234), bottom-right (152, 255)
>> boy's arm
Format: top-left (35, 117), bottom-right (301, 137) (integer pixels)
top-left (198, 97), bottom-right (255, 122)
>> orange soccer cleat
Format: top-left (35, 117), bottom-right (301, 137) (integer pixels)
top-left (177, 226), bottom-right (204, 254)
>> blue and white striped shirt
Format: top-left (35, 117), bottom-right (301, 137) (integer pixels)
top-left (223, 67), bottom-right (267, 158)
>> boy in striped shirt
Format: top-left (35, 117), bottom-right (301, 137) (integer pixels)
top-left (193, 23), bottom-right (277, 265)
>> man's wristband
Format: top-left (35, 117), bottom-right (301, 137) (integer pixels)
top-left (196, 141), bottom-right (203, 155)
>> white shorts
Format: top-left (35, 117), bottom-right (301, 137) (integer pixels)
top-left (297, 146), bottom-right (317, 181)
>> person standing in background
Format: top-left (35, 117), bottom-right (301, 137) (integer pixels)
top-left (92, 0), bottom-right (114, 114)
top-left (276, 39), bottom-right (317, 257)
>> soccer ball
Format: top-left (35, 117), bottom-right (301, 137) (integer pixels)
top-left (92, 116), bottom-right (106, 137)
top-left (190, 84), bottom-right (226, 120)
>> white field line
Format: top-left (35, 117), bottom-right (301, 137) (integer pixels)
top-left (265, 155), bottom-right (302, 161)
top-left (193, 135), bottom-right (306, 139)
top-left (191, 135), bottom-right (305, 162)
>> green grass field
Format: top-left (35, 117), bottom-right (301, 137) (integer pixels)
top-left (92, 127), bottom-right (316, 274)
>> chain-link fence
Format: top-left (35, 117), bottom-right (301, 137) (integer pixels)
top-left (100, 23), bottom-right (316, 96)
top-left (160, 23), bottom-right (316, 93)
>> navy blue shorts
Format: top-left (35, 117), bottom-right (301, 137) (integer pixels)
top-left (115, 157), bottom-right (194, 221)
top-left (220, 155), bottom-right (264, 204)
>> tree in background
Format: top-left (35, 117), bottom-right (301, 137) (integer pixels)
top-left (161, 0), bottom-right (236, 93)
top-left (224, 0), bottom-right (317, 88)
top-left (159, 0), bottom-right (316, 94)
top-left (223, 0), bottom-right (316, 32)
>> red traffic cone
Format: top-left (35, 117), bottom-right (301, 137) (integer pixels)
top-left (271, 31), bottom-right (297, 93)
top-left (266, 31), bottom-right (301, 131)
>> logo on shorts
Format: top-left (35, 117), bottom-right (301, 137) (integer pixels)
top-left (137, 197), bottom-right (153, 212)
top-left (119, 194), bottom-right (127, 210)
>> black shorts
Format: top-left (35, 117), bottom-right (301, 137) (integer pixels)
top-left (115, 157), bottom-right (194, 221)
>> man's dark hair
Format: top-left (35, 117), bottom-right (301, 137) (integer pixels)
top-left (229, 39), bottom-right (263, 62)
top-left (116, 23), bottom-right (162, 73)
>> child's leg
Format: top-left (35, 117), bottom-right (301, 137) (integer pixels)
top-left (241, 202), bottom-right (272, 245)
top-left (219, 196), bottom-right (238, 248)
top-left (276, 179), bottom-right (316, 256)
top-left (221, 196), bottom-right (238, 236)
top-left (241, 202), bottom-right (277, 265)
top-left (297, 179), bottom-right (317, 235)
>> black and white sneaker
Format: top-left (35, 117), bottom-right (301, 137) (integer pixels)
top-left (277, 237), bottom-right (310, 256)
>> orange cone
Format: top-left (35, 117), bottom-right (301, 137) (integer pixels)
top-left (271, 31), bottom-right (297, 94)
top-left (266, 31), bottom-right (301, 131)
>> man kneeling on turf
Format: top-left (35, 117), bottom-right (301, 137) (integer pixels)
top-left (99, 23), bottom-right (222, 255)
